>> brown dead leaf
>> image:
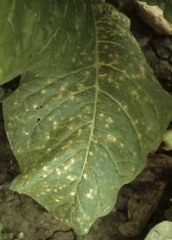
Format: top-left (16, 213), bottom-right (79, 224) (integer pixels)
top-left (134, 1), bottom-right (172, 35)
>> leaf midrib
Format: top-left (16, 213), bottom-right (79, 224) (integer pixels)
top-left (78, 14), bottom-right (99, 182)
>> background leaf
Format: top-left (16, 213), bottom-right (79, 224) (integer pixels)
top-left (0, 0), bottom-right (93, 85)
top-left (144, 221), bottom-right (172, 240)
top-left (3, 1), bottom-right (172, 235)
top-left (137, 0), bottom-right (172, 23)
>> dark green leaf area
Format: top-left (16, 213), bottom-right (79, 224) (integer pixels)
top-left (0, 0), bottom-right (93, 85)
top-left (29, 0), bottom-right (95, 77)
top-left (138, 0), bottom-right (172, 23)
top-left (0, 0), bottom-right (50, 84)
top-left (3, 1), bottom-right (172, 235)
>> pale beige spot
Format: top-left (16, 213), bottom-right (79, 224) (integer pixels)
top-left (83, 173), bottom-right (87, 179)
top-left (41, 89), bottom-right (46, 94)
top-left (67, 175), bottom-right (76, 181)
top-left (107, 134), bottom-right (116, 142)
top-left (60, 86), bottom-right (65, 91)
top-left (53, 121), bottom-right (58, 130)
top-left (78, 129), bottom-right (82, 133)
top-left (106, 117), bottom-right (113, 123)
top-left (120, 143), bottom-right (124, 148)
top-left (56, 169), bottom-right (61, 175)
top-left (23, 131), bottom-right (29, 136)
top-left (78, 83), bottom-right (85, 90)
top-left (33, 104), bottom-right (38, 109)
top-left (104, 45), bottom-right (109, 49)
top-left (108, 78), bottom-right (113, 83)
top-left (64, 166), bottom-right (69, 170)
top-left (71, 158), bottom-right (75, 163)
top-left (86, 193), bottom-right (93, 199)
top-left (86, 70), bottom-right (91, 76)
top-left (130, 90), bottom-right (139, 99)
top-left (46, 134), bottom-right (50, 140)
top-left (89, 152), bottom-right (93, 156)
top-left (99, 73), bottom-right (107, 78)
top-left (17, 148), bottom-right (23, 153)
top-left (48, 117), bottom-right (52, 121)
top-left (108, 54), bottom-right (113, 58)
top-left (68, 125), bottom-right (74, 130)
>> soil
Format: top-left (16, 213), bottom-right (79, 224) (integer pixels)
top-left (1, 4), bottom-right (172, 240)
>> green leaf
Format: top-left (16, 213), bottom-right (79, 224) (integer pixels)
top-left (0, 0), bottom-right (93, 85)
top-left (0, 223), bottom-right (3, 233)
top-left (3, 1), bottom-right (172, 235)
top-left (0, 87), bottom-right (4, 102)
top-left (137, 0), bottom-right (172, 23)
top-left (162, 130), bottom-right (172, 151)
top-left (165, 205), bottom-right (172, 221)
top-left (144, 221), bottom-right (172, 240)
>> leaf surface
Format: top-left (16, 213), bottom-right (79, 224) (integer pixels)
top-left (0, 0), bottom-right (93, 84)
top-left (3, 1), bottom-right (172, 235)
top-left (144, 221), bottom-right (172, 240)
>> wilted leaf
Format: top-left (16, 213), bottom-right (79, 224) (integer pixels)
top-left (3, 1), bottom-right (172, 235)
top-left (135, 0), bottom-right (172, 34)
top-left (137, 0), bottom-right (172, 23)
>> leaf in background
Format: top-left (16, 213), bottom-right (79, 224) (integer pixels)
top-left (0, 0), bottom-right (93, 85)
top-left (137, 0), bottom-right (172, 23)
top-left (165, 204), bottom-right (172, 221)
top-left (162, 130), bottom-right (172, 151)
top-left (144, 221), bottom-right (172, 240)
top-left (3, 1), bottom-right (172, 235)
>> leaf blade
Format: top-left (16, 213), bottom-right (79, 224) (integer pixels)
top-left (3, 1), bottom-right (172, 235)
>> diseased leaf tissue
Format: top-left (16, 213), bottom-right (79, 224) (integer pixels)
top-left (2, 0), bottom-right (172, 235)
